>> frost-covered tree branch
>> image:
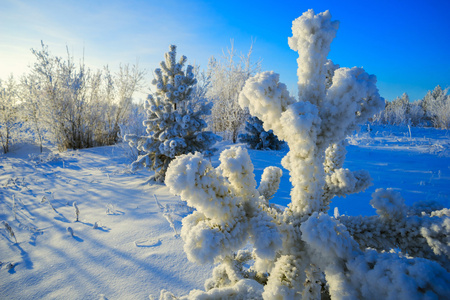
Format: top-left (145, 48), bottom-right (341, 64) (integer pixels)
top-left (163, 9), bottom-right (449, 299)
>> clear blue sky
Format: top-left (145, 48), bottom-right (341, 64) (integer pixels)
top-left (1, 0), bottom-right (449, 101)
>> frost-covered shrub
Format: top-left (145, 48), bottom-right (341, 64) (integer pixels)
top-left (238, 116), bottom-right (284, 150)
top-left (22, 42), bottom-right (145, 151)
top-left (0, 76), bottom-right (20, 154)
top-left (125, 45), bottom-right (221, 182)
top-left (163, 9), bottom-right (450, 299)
top-left (424, 85), bottom-right (450, 129)
top-left (385, 94), bottom-right (409, 125)
top-left (207, 42), bottom-right (260, 143)
top-left (373, 85), bottom-right (450, 128)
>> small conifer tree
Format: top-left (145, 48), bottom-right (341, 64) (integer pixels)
top-left (125, 45), bottom-right (221, 182)
top-left (239, 116), bottom-right (284, 150)
top-left (163, 10), bottom-right (450, 299)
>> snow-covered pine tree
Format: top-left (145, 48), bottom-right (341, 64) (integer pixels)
top-left (125, 45), bottom-right (221, 182)
top-left (163, 10), bottom-right (450, 299)
top-left (238, 116), bottom-right (284, 150)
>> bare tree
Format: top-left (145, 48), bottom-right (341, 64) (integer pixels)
top-left (424, 85), bottom-right (450, 129)
top-left (207, 41), bottom-right (261, 143)
top-left (20, 74), bottom-right (46, 152)
top-left (0, 76), bottom-right (19, 153)
top-left (105, 64), bottom-right (145, 145)
top-left (23, 41), bottom-right (145, 151)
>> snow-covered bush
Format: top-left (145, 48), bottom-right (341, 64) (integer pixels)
top-left (238, 116), bottom-right (284, 150)
top-left (164, 10), bottom-right (450, 299)
top-left (207, 42), bottom-right (260, 143)
top-left (119, 101), bottom-right (147, 162)
top-left (125, 45), bottom-right (221, 182)
top-left (383, 93), bottom-right (410, 125)
top-left (373, 85), bottom-right (450, 128)
top-left (0, 76), bottom-right (20, 154)
top-left (22, 42), bottom-right (145, 151)
top-left (374, 93), bottom-right (427, 126)
top-left (424, 85), bottom-right (450, 129)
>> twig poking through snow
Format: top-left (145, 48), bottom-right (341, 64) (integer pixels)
top-left (106, 203), bottom-right (116, 215)
top-left (6, 262), bottom-right (15, 271)
top-left (41, 194), bottom-right (57, 212)
top-left (12, 195), bottom-right (17, 220)
top-left (67, 227), bottom-right (74, 237)
top-left (153, 194), bottom-right (178, 237)
top-left (153, 194), bottom-right (165, 212)
top-left (164, 213), bottom-right (178, 237)
top-left (334, 207), bottom-right (340, 218)
top-left (73, 202), bottom-right (80, 222)
top-left (2, 221), bottom-right (17, 243)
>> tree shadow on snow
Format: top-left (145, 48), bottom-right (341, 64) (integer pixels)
top-left (54, 213), bottom-right (70, 223)
top-left (15, 243), bottom-right (34, 270)
top-left (0, 232), bottom-right (35, 271)
top-left (71, 235), bottom-right (84, 243)
top-left (28, 230), bottom-right (44, 247)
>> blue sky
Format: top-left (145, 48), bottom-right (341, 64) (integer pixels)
top-left (1, 0), bottom-right (449, 101)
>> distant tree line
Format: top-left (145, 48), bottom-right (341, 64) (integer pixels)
top-left (10, 41), bottom-right (447, 156)
top-left (0, 41), bottom-right (263, 154)
top-left (373, 85), bottom-right (450, 129)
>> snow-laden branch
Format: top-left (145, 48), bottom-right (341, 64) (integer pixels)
top-left (162, 9), bottom-right (449, 299)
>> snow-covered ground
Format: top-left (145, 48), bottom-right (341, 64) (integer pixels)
top-left (1, 125), bottom-right (449, 299)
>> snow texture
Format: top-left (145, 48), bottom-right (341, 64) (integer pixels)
top-left (0, 128), bottom-right (449, 299)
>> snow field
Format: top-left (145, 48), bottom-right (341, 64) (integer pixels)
top-left (0, 125), bottom-right (449, 298)
top-left (0, 145), bottom-right (212, 299)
